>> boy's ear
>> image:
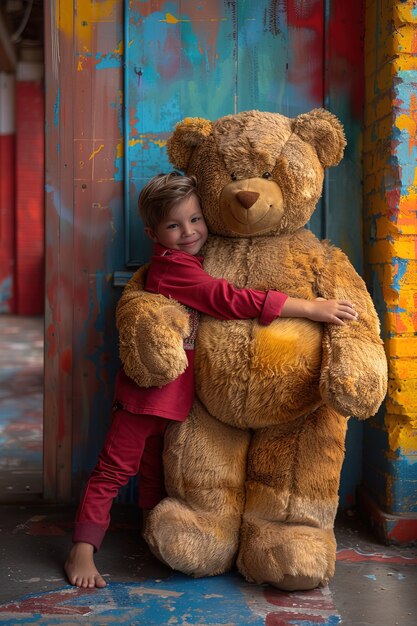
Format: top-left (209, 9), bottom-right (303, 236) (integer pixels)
top-left (167, 117), bottom-right (213, 171)
top-left (144, 226), bottom-right (159, 243)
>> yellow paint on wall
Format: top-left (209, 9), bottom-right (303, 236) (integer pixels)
top-left (388, 379), bottom-right (417, 410)
top-left (160, 12), bottom-right (226, 24)
top-left (89, 145), bottom-right (105, 160)
top-left (385, 336), bottom-right (417, 358)
top-left (116, 140), bottom-right (124, 159)
top-left (57, 0), bottom-right (118, 37)
top-left (77, 0), bottom-right (120, 49)
top-left (364, 64), bottom-right (393, 103)
top-left (390, 357), bottom-right (417, 380)
top-left (393, 54), bottom-right (417, 71)
top-left (77, 0), bottom-right (117, 22)
top-left (385, 397), bottom-right (417, 417)
top-left (363, 114), bottom-right (392, 150)
top-left (395, 1), bottom-right (417, 29)
top-left (385, 415), bottom-right (417, 454)
top-left (389, 313), bottom-right (417, 336)
top-left (163, 12), bottom-right (182, 24)
top-left (56, 0), bottom-right (73, 38)
top-left (367, 238), bottom-right (417, 264)
top-left (114, 40), bottom-right (123, 55)
top-left (128, 136), bottom-right (167, 149)
top-left (396, 113), bottom-right (417, 137)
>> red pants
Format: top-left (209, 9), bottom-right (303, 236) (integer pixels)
top-left (73, 408), bottom-right (169, 551)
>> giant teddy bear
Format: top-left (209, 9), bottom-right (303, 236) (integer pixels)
top-left (116, 109), bottom-right (387, 591)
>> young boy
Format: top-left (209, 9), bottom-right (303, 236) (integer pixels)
top-left (65, 173), bottom-right (358, 588)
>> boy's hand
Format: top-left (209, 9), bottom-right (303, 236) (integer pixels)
top-left (308, 298), bottom-right (358, 325)
top-left (281, 296), bottom-right (358, 325)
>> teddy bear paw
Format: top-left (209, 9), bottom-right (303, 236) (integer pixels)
top-left (144, 498), bottom-right (240, 577)
top-left (236, 517), bottom-right (336, 590)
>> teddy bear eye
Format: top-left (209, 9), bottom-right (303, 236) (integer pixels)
top-left (231, 173), bottom-right (237, 181)
top-left (262, 172), bottom-right (272, 179)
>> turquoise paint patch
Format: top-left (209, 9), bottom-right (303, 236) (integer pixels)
top-left (391, 257), bottom-right (409, 293)
top-left (53, 88), bottom-right (60, 126)
top-left (44, 185), bottom-right (72, 229)
top-left (0, 276), bottom-right (12, 309)
top-left (363, 407), bottom-right (417, 513)
top-left (95, 51), bottom-right (122, 70)
top-left (388, 454), bottom-right (417, 513)
top-left (393, 74), bottom-right (417, 194)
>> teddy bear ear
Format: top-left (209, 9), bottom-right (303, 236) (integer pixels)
top-left (292, 108), bottom-right (346, 168)
top-left (167, 117), bottom-right (213, 170)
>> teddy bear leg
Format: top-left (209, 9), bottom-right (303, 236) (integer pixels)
top-left (237, 405), bottom-right (347, 590)
top-left (144, 400), bottom-right (250, 577)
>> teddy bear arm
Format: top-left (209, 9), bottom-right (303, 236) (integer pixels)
top-left (317, 251), bottom-right (388, 419)
top-left (116, 267), bottom-right (190, 387)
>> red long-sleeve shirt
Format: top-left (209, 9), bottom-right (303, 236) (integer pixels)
top-left (145, 244), bottom-right (288, 324)
top-left (115, 244), bottom-right (288, 422)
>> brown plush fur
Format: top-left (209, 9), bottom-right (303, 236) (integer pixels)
top-left (116, 109), bottom-right (388, 590)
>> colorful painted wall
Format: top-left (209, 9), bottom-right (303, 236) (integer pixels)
top-left (0, 63), bottom-right (44, 316)
top-left (0, 73), bottom-right (15, 313)
top-left (362, 0), bottom-right (417, 541)
top-left (45, 0), bottom-right (369, 508)
top-left (15, 65), bottom-right (45, 316)
top-left (44, 0), bottom-right (125, 500)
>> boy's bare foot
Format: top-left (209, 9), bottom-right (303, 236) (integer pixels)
top-left (65, 542), bottom-right (107, 588)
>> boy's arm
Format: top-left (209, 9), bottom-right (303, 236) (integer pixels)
top-left (148, 253), bottom-right (288, 324)
top-left (149, 253), bottom-right (357, 325)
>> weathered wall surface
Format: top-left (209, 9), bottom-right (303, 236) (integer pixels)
top-left (44, 1), bottom-right (125, 499)
top-left (362, 0), bottom-right (417, 535)
top-left (0, 73), bottom-right (15, 313)
top-left (15, 70), bottom-right (45, 316)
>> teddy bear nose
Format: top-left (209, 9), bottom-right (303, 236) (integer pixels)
top-left (236, 191), bottom-right (260, 210)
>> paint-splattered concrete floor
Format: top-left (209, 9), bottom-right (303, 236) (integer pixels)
top-left (0, 315), bottom-right (43, 499)
top-left (0, 505), bottom-right (416, 625)
top-left (1, 315), bottom-right (416, 624)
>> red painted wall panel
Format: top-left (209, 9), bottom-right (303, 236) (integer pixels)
top-left (0, 134), bottom-right (15, 313)
top-left (15, 80), bottom-right (45, 316)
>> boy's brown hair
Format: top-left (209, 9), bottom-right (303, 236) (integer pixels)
top-left (139, 172), bottom-right (200, 231)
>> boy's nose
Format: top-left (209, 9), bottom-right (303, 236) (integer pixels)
top-left (182, 224), bottom-right (194, 236)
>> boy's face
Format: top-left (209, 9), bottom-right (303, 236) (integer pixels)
top-left (145, 193), bottom-right (208, 256)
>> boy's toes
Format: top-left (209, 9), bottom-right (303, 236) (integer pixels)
top-left (95, 575), bottom-right (107, 588)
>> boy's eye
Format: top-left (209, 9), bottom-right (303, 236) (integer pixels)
top-left (167, 223), bottom-right (178, 229)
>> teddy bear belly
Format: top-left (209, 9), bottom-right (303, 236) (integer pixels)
top-left (195, 317), bottom-right (323, 429)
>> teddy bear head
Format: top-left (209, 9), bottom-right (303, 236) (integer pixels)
top-left (167, 109), bottom-right (346, 237)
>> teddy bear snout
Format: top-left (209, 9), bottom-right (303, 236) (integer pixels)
top-left (236, 190), bottom-right (260, 210)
